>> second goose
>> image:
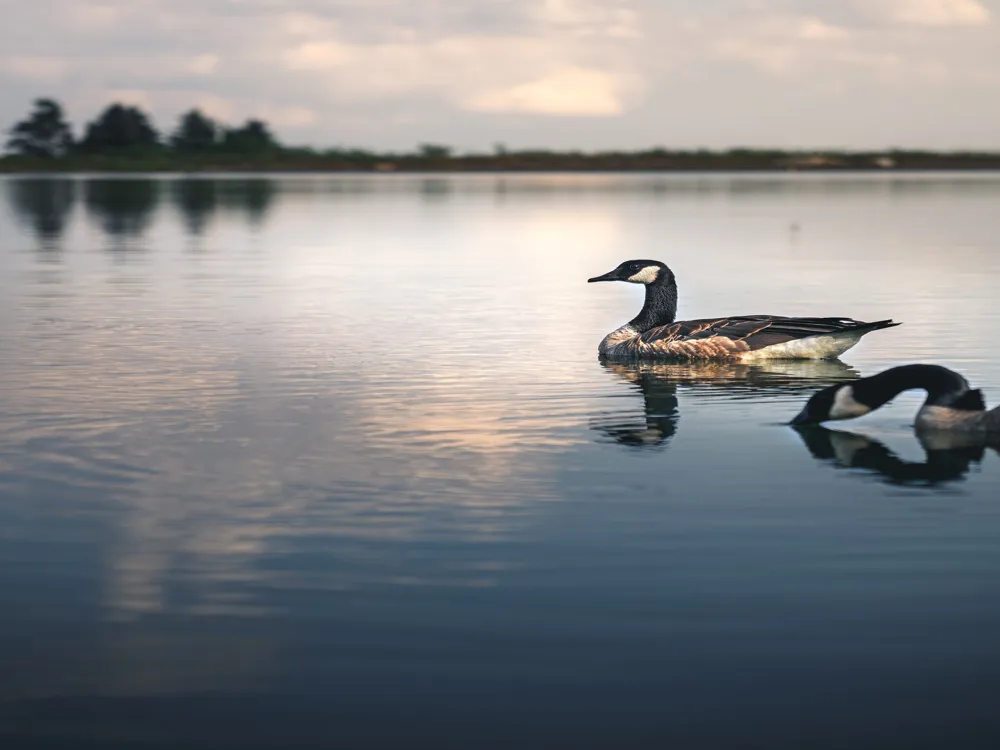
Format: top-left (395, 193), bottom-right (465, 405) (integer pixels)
top-left (588, 259), bottom-right (900, 361)
top-left (789, 364), bottom-right (1000, 434)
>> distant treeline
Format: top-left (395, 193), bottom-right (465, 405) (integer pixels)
top-left (4, 97), bottom-right (1000, 173)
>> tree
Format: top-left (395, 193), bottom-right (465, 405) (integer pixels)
top-left (170, 109), bottom-right (218, 151)
top-left (418, 143), bottom-right (452, 159)
top-left (5, 98), bottom-right (74, 158)
top-left (221, 119), bottom-right (278, 153)
top-left (79, 103), bottom-right (159, 152)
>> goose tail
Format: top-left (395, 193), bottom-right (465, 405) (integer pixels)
top-left (852, 319), bottom-right (902, 333)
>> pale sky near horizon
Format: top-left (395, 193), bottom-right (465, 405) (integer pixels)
top-left (2, 0), bottom-right (998, 152)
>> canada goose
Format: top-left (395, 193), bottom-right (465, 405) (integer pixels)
top-left (588, 259), bottom-right (899, 361)
top-left (789, 364), bottom-right (1000, 434)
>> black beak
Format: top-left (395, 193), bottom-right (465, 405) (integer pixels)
top-left (788, 409), bottom-right (814, 426)
top-left (588, 269), bottom-right (620, 283)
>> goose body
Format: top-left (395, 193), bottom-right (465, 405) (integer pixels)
top-left (588, 260), bottom-right (899, 362)
top-left (790, 364), bottom-right (1000, 435)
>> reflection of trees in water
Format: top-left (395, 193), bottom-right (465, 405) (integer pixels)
top-left (793, 425), bottom-right (1000, 487)
top-left (5, 178), bottom-right (76, 255)
top-left (78, 178), bottom-right (277, 245)
top-left (172, 178), bottom-right (218, 236)
top-left (227, 179), bottom-right (275, 227)
top-left (419, 178), bottom-right (452, 200)
top-left (83, 179), bottom-right (159, 250)
top-left (170, 178), bottom-right (276, 237)
top-left (592, 359), bottom-right (858, 450)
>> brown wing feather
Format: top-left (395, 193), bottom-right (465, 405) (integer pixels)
top-left (631, 315), bottom-right (898, 360)
top-left (730, 316), bottom-right (900, 350)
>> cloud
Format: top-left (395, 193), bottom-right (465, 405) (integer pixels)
top-left (709, 15), bottom-right (852, 74)
top-left (797, 18), bottom-right (851, 39)
top-left (186, 54), bottom-right (220, 76)
top-left (284, 42), bottom-right (355, 70)
top-left (529, 0), bottom-right (641, 38)
top-left (464, 67), bottom-right (630, 115)
top-left (274, 26), bottom-right (641, 119)
top-left (66, 3), bottom-right (120, 30)
top-left (876, 0), bottom-right (991, 27)
top-left (2, 0), bottom-right (1000, 150)
top-left (0, 56), bottom-right (67, 82)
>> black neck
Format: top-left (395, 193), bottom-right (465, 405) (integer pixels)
top-left (852, 364), bottom-right (982, 410)
top-left (629, 278), bottom-right (677, 332)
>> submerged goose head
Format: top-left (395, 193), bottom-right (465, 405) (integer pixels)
top-left (789, 364), bottom-right (996, 433)
top-left (588, 259), bottom-right (672, 286)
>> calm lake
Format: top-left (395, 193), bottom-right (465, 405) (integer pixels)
top-left (2, 172), bottom-right (1000, 749)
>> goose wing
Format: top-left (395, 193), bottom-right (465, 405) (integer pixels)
top-left (633, 315), bottom-right (897, 359)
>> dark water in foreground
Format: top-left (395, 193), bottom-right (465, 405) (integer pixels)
top-left (2, 173), bottom-right (1000, 749)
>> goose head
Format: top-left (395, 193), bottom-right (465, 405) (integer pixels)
top-left (789, 383), bottom-right (873, 425)
top-left (588, 259), bottom-right (671, 286)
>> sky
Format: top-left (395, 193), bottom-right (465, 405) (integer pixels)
top-left (2, 0), bottom-right (999, 152)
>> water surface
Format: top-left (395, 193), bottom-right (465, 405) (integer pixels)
top-left (2, 173), bottom-right (1000, 748)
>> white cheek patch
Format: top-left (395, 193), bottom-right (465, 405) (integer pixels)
top-left (626, 266), bottom-right (660, 284)
top-left (829, 386), bottom-right (872, 421)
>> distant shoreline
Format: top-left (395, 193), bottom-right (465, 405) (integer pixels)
top-left (4, 150), bottom-right (1000, 175)
top-left (6, 167), bottom-right (1000, 175)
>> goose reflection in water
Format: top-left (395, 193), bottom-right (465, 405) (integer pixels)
top-left (792, 425), bottom-right (1000, 487)
top-left (592, 359), bottom-right (859, 449)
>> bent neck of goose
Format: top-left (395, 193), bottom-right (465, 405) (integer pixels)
top-left (629, 277), bottom-right (678, 333)
top-left (853, 364), bottom-right (978, 411)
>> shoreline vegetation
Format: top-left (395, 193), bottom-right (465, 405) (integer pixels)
top-left (4, 97), bottom-right (1000, 174)
top-left (6, 149), bottom-right (1000, 174)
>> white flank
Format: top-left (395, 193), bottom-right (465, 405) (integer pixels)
top-left (739, 331), bottom-right (865, 362)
